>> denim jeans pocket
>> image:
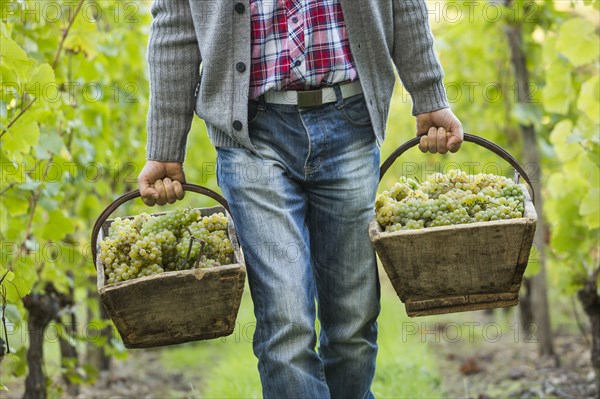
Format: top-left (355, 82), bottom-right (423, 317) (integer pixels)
top-left (339, 94), bottom-right (372, 126)
top-left (248, 99), bottom-right (266, 125)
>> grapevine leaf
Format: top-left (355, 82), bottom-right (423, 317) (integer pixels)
top-left (556, 18), bottom-right (600, 67)
top-left (41, 209), bottom-right (75, 241)
top-left (542, 59), bottom-right (573, 115)
top-left (17, 176), bottom-right (42, 191)
top-left (580, 188), bottom-right (600, 229)
top-left (542, 35), bottom-right (558, 66)
top-left (0, 32), bottom-right (28, 68)
top-left (3, 191), bottom-right (28, 215)
top-left (63, 16), bottom-right (100, 60)
top-left (34, 130), bottom-right (65, 159)
top-left (3, 346), bottom-right (28, 377)
top-left (41, 264), bottom-right (69, 294)
top-left (512, 103), bottom-right (542, 127)
top-left (549, 120), bottom-right (580, 162)
top-left (2, 304), bottom-right (21, 324)
top-left (2, 119), bottom-right (40, 155)
top-left (0, 62), bottom-right (19, 90)
top-left (578, 150), bottom-right (600, 186)
top-left (0, 30), bottom-right (26, 59)
top-left (29, 63), bottom-right (55, 87)
top-left (3, 259), bottom-right (36, 303)
top-left (577, 75), bottom-right (600, 125)
top-left (0, 152), bottom-right (25, 184)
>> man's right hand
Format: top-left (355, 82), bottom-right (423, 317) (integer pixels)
top-left (138, 161), bottom-right (186, 206)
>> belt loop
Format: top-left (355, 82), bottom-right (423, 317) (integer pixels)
top-left (257, 94), bottom-right (267, 111)
top-left (333, 84), bottom-right (344, 108)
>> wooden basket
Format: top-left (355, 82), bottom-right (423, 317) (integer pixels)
top-left (91, 184), bottom-right (246, 348)
top-left (369, 134), bottom-right (537, 317)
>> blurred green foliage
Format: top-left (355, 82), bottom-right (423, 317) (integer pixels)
top-left (0, 0), bottom-right (598, 395)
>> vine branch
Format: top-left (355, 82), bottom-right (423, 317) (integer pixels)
top-left (52, 0), bottom-right (86, 69)
top-left (0, 97), bottom-right (37, 140)
top-left (1, 0), bottom-right (84, 142)
top-left (10, 192), bottom-right (39, 269)
top-left (572, 295), bottom-right (591, 345)
top-left (0, 182), bottom-right (18, 197)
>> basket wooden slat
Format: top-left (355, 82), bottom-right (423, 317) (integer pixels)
top-left (97, 265), bottom-right (245, 348)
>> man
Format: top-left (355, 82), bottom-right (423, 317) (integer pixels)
top-left (138, 1), bottom-right (463, 397)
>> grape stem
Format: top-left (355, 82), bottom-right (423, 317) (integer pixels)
top-left (194, 241), bottom-right (207, 269)
top-left (184, 227), bottom-right (207, 268)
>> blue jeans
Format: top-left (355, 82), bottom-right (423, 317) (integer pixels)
top-left (214, 86), bottom-right (380, 399)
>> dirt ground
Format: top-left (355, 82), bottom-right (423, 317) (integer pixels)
top-left (79, 324), bottom-right (597, 399)
top-left (3, 317), bottom-right (597, 398)
top-left (431, 321), bottom-right (597, 399)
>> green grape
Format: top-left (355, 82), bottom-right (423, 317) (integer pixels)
top-left (100, 207), bottom-right (234, 285)
top-left (201, 212), bottom-right (229, 232)
top-left (140, 208), bottom-right (202, 238)
top-left (375, 170), bottom-right (526, 231)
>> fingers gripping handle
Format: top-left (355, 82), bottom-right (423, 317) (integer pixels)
top-left (379, 133), bottom-right (535, 204)
top-left (90, 184), bottom-right (230, 269)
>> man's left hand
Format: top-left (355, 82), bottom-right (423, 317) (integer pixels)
top-left (416, 108), bottom-right (463, 154)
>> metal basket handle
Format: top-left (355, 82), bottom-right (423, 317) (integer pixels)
top-left (379, 133), bottom-right (535, 204)
top-left (90, 183), bottom-right (230, 269)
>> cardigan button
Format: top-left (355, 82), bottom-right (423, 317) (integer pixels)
top-left (234, 2), bottom-right (245, 14)
top-left (236, 62), bottom-right (247, 73)
top-left (233, 120), bottom-right (243, 131)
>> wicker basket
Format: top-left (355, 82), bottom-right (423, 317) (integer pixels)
top-left (369, 134), bottom-right (537, 317)
top-left (91, 184), bottom-right (246, 348)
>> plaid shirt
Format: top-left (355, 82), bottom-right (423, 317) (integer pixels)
top-left (249, 0), bottom-right (357, 99)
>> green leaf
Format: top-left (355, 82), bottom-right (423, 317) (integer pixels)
top-left (3, 346), bottom-right (28, 377)
top-left (580, 188), bottom-right (600, 229)
top-left (549, 120), bottom-right (580, 162)
top-left (41, 263), bottom-right (69, 294)
top-left (29, 63), bottom-right (55, 87)
top-left (2, 259), bottom-right (36, 303)
top-left (577, 75), bottom-right (600, 125)
top-left (0, 31), bottom-right (28, 64)
top-left (578, 148), bottom-right (600, 183)
top-left (34, 130), bottom-right (64, 159)
top-left (41, 209), bottom-right (75, 241)
top-left (3, 191), bottom-right (28, 215)
top-left (0, 153), bottom-right (25, 184)
top-left (63, 17), bottom-right (100, 60)
top-left (556, 18), bottom-right (600, 67)
top-left (542, 59), bottom-right (574, 115)
top-left (512, 103), bottom-right (542, 126)
top-left (2, 118), bottom-right (40, 155)
top-left (1, 304), bottom-right (21, 324)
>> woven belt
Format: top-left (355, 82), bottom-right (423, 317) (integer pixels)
top-left (263, 80), bottom-right (363, 108)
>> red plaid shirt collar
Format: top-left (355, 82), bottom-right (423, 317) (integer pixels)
top-left (249, 0), bottom-right (357, 99)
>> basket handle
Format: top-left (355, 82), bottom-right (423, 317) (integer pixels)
top-left (90, 183), bottom-right (230, 269)
top-left (379, 133), bottom-right (535, 204)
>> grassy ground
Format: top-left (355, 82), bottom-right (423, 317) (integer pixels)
top-left (160, 273), bottom-right (446, 399)
top-left (2, 280), bottom-right (593, 398)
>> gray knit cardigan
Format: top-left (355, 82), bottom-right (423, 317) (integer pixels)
top-left (146, 0), bottom-right (449, 162)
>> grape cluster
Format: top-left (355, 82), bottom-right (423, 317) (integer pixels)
top-left (376, 170), bottom-right (526, 232)
top-left (98, 209), bottom-right (234, 285)
top-left (176, 213), bottom-right (233, 269)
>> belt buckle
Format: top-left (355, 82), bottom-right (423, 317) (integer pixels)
top-left (297, 89), bottom-right (323, 108)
